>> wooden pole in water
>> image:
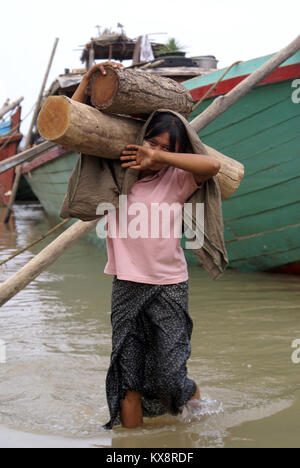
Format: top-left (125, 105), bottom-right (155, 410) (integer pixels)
top-left (3, 38), bottom-right (59, 225)
top-left (0, 218), bottom-right (70, 267)
top-left (0, 34), bottom-right (300, 305)
top-left (0, 219), bottom-right (98, 307)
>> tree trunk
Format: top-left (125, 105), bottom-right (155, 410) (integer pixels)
top-left (202, 144), bottom-right (244, 200)
top-left (89, 66), bottom-right (194, 118)
top-left (37, 95), bottom-right (144, 158)
top-left (37, 96), bottom-right (244, 200)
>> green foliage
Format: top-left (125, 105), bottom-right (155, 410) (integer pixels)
top-left (157, 38), bottom-right (186, 56)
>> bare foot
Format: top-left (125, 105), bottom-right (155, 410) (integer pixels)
top-left (120, 390), bottom-right (143, 429)
top-left (188, 384), bottom-right (201, 402)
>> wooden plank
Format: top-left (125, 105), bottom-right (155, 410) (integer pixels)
top-left (229, 245), bottom-right (300, 272)
top-left (222, 116), bottom-right (300, 169)
top-left (233, 153), bottom-right (300, 196)
top-left (223, 177), bottom-right (300, 219)
top-left (0, 141), bottom-right (56, 174)
top-left (21, 145), bottom-right (68, 174)
top-left (226, 223), bottom-right (300, 261)
top-left (191, 80), bottom-right (293, 141)
top-left (225, 201), bottom-right (300, 238)
top-left (212, 98), bottom-right (300, 154)
top-left (238, 134), bottom-right (300, 176)
top-left (24, 151), bottom-right (79, 174)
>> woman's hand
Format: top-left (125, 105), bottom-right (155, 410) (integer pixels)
top-left (72, 61), bottom-right (125, 103)
top-left (120, 144), bottom-right (167, 172)
top-left (84, 61), bottom-right (125, 82)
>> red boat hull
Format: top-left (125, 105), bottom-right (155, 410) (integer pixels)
top-left (0, 107), bottom-right (22, 205)
top-left (267, 262), bottom-right (300, 275)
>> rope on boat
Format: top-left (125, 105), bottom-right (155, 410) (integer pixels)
top-left (0, 218), bottom-right (71, 268)
top-left (192, 60), bottom-right (243, 112)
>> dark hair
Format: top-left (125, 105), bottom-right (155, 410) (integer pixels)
top-left (145, 113), bottom-right (189, 153)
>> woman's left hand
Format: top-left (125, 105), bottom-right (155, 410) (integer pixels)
top-left (120, 144), bottom-right (166, 171)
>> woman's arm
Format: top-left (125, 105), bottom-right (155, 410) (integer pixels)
top-left (121, 145), bottom-right (221, 184)
top-left (154, 150), bottom-right (221, 184)
top-left (71, 61), bottom-right (125, 104)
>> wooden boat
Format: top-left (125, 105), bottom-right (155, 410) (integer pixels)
top-left (21, 47), bottom-right (300, 274)
top-left (182, 51), bottom-right (300, 274)
top-left (0, 106), bottom-right (23, 205)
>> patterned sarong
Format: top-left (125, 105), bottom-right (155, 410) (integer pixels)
top-left (103, 276), bottom-right (196, 430)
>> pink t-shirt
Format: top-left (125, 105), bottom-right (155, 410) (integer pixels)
top-left (104, 166), bottom-right (202, 284)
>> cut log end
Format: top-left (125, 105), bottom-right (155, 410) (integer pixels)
top-left (37, 96), bottom-right (70, 141)
top-left (89, 66), bottom-right (194, 117)
top-left (90, 68), bottom-right (119, 108)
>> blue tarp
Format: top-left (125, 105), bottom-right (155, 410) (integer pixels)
top-left (0, 121), bottom-right (11, 135)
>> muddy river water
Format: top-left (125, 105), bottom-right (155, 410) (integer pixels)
top-left (0, 203), bottom-right (299, 448)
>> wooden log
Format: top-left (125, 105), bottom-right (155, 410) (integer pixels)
top-left (202, 144), bottom-right (244, 200)
top-left (37, 95), bottom-right (244, 200)
top-left (37, 95), bottom-right (144, 158)
top-left (89, 66), bottom-right (194, 118)
top-left (0, 219), bottom-right (98, 307)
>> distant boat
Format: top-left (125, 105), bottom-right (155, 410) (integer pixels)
top-left (183, 50), bottom-right (300, 274)
top-left (0, 106), bottom-right (23, 206)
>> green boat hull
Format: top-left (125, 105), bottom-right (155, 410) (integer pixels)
top-left (24, 51), bottom-right (300, 273)
top-left (183, 51), bottom-right (300, 273)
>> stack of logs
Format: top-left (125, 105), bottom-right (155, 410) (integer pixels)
top-left (37, 67), bottom-right (244, 200)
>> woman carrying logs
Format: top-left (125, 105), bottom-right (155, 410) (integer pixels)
top-left (72, 62), bottom-right (224, 430)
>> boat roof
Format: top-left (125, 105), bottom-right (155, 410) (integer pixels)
top-left (80, 34), bottom-right (165, 61)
